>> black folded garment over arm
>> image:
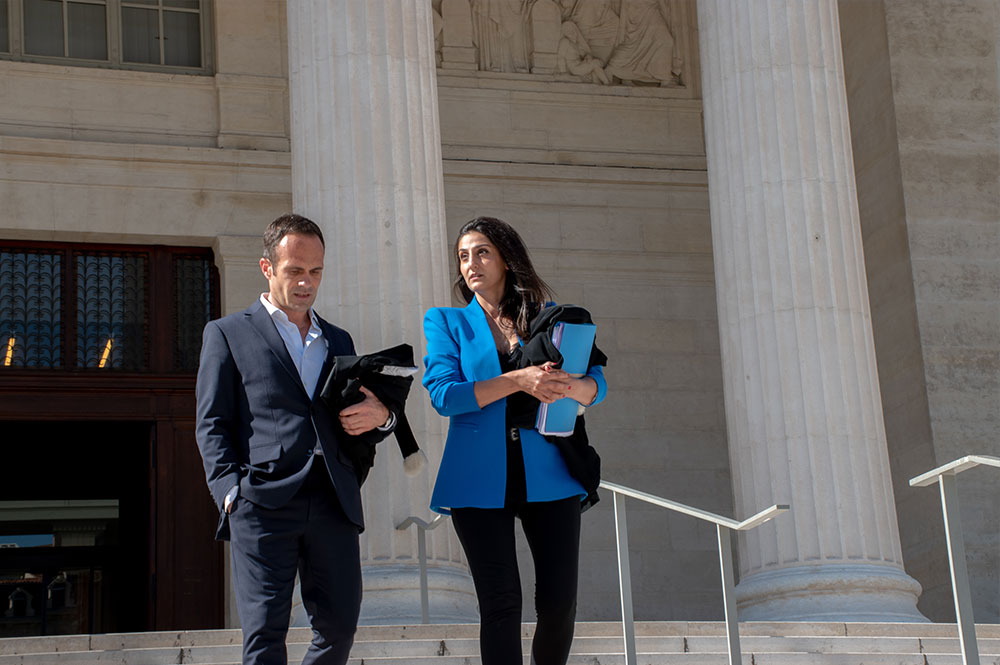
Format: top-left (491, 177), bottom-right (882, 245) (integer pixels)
top-left (507, 305), bottom-right (608, 511)
top-left (319, 343), bottom-right (425, 486)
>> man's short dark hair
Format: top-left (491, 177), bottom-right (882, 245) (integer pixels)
top-left (263, 213), bottom-right (325, 262)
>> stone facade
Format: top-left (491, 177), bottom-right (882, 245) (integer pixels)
top-left (0, 0), bottom-right (996, 626)
top-left (881, 0), bottom-right (1000, 622)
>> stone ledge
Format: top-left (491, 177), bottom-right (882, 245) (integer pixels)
top-left (0, 135), bottom-right (290, 169)
top-left (3, 621), bottom-right (998, 655)
top-left (438, 70), bottom-right (698, 101)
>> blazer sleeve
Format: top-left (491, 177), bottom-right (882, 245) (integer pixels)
top-left (195, 320), bottom-right (242, 511)
top-left (422, 308), bottom-right (481, 417)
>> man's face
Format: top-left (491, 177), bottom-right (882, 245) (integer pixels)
top-left (260, 233), bottom-right (325, 319)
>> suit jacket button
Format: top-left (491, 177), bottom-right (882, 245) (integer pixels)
top-left (307, 449), bottom-right (314, 455)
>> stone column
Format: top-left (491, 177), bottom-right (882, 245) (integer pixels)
top-left (285, 0), bottom-right (476, 623)
top-left (696, 1), bottom-right (924, 620)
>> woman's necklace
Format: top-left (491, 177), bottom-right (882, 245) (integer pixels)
top-left (485, 308), bottom-right (517, 353)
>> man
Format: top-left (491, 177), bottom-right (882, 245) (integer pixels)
top-left (196, 213), bottom-right (395, 665)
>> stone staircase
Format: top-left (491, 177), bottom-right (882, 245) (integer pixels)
top-left (1, 621), bottom-right (998, 664)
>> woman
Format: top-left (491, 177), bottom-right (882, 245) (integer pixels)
top-left (422, 216), bottom-right (607, 664)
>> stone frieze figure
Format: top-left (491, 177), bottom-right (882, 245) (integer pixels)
top-left (604, 0), bottom-right (682, 86)
top-left (562, 0), bottom-right (620, 65)
top-left (472, 0), bottom-right (537, 72)
top-left (557, 20), bottom-right (611, 83)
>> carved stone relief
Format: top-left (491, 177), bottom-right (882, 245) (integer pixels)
top-left (432, 0), bottom-right (444, 67)
top-left (436, 0), bottom-right (690, 87)
top-left (471, 0), bottom-right (535, 73)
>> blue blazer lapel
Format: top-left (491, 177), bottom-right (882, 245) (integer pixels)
top-left (464, 298), bottom-right (502, 382)
top-left (246, 300), bottom-right (309, 398)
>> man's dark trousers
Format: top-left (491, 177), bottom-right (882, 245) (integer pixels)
top-left (229, 460), bottom-right (360, 665)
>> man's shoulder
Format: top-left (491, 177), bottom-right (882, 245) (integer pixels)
top-left (209, 302), bottom-right (258, 327)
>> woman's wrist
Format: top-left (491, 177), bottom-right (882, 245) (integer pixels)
top-left (571, 376), bottom-right (598, 406)
top-left (506, 367), bottom-right (528, 391)
top-left (474, 372), bottom-right (522, 408)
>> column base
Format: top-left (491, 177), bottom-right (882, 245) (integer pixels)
top-left (735, 563), bottom-right (927, 622)
top-left (290, 564), bottom-right (478, 626)
top-left (359, 564), bottom-right (479, 625)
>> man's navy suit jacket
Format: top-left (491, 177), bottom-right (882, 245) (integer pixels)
top-left (195, 299), bottom-right (365, 534)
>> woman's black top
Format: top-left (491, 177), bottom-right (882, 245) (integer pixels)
top-left (498, 347), bottom-right (528, 507)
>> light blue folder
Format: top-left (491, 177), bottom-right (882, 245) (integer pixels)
top-left (535, 322), bottom-right (596, 437)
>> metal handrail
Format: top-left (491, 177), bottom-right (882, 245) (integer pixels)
top-left (599, 480), bottom-right (790, 665)
top-left (909, 455), bottom-right (1000, 665)
top-left (394, 482), bottom-right (790, 657)
top-left (395, 513), bottom-right (449, 624)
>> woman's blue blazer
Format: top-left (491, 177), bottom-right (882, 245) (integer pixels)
top-left (422, 298), bottom-right (608, 514)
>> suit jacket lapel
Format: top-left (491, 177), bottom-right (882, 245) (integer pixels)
top-left (246, 300), bottom-right (309, 399)
top-left (313, 318), bottom-right (339, 403)
top-left (465, 298), bottom-right (502, 381)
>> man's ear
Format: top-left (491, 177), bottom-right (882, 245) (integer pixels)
top-left (260, 257), bottom-right (272, 279)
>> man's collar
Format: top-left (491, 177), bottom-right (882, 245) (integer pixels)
top-left (259, 293), bottom-right (320, 330)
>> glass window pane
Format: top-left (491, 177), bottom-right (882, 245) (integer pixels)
top-left (163, 9), bottom-right (199, 67)
top-left (0, 250), bottom-right (63, 369)
top-left (0, 0), bottom-right (10, 53)
top-left (123, 0), bottom-right (158, 5)
top-left (174, 256), bottom-right (212, 372)
top-left (24, 0), bottom-right (65, 57)
top-left (164, 0), bottom-right (198, 8)
top-left (121, 6), bottom-right (158, 63)
top-left (67, 2), bottom-right (107, 60)
top-left (76, 253), bottom-right (147, 370)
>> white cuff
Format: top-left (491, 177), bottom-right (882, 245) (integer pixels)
top-left (223, 484), bottom-right (239, 512)
top-left (376, 410), bottom-right (396, 432)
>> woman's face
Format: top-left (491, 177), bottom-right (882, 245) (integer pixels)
top-left (457, 230), bottom-right (508, 299)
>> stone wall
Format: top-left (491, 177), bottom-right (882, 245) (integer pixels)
top-left (837, 0), bottom-right (950, 621)
top-left (0, 0), bottom-right (288, 152)
top-left (0, 0), bottom-right (293, 316)
top-left (0, 133), bottom-right (290, 314)
top-left (882, 0), bottom-right (1000, 622)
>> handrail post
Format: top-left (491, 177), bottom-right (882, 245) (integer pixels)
top-left (599, 480), bottom-right (787, 663)
top-left (612, 491), bottom-right (637, 665)
top-left (396, 514), bottom-right (448, 625)
top-left (417, 523), bottom-right (430, 625)
top-left (717, 524), bottom-right (741, 665)
top-left (939, 473), bottom-right (980, 665)
top-left (910, 456), bottom-right (998, 665)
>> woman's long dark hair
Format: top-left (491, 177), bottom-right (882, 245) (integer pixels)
top-left (453, 216), bottom-right (554, 339)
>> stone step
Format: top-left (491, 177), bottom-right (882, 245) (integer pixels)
top-left (2, 653), bottom-right (998, 665)
top-left (8, 634), bottom-right (1000, 662)
top-left (5, 621), bottom-right (1000, 655)
top-left (2, 622), bottom-right (999, 664)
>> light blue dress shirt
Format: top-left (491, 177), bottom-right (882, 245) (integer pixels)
top-left (259, 293), bottom-right (327, 399)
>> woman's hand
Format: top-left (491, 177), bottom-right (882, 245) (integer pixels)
top-left (511, 363), bottom-right (574, 404)
top-left (472, 362), bottom-right (584, 408)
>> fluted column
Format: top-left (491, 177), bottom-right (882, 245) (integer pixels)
top-left (697, 1), bottom-right (924, 620)
top-left (286, 0), bottom-right (476, 623)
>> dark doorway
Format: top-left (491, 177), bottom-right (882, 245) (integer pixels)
top-left (0, 239), bottom-right (223, 634)
top-left (0, 421), bottom-right (151, 636)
